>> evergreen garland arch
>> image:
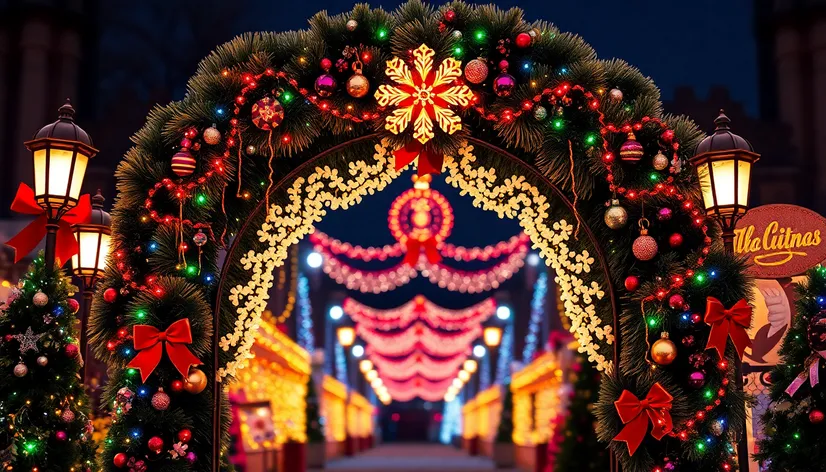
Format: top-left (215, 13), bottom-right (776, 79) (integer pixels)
top-left (89, 2), bottom-right (752, 471)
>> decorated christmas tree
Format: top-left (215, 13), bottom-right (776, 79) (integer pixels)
top-left (306, 376), bottom-right (325, 443)
top-left (756, 267), bottom-right (826, 470)
top-left (0, 255), bottom-right (95, 470)
top-left (495, 383), bottom-right (513, 443)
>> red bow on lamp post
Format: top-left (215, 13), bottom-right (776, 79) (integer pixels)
top-left (5, 183), bottom-right (91, 266)
top-left (704, 297), bottom-right (753, 360)
top-left (127, 318), bottom-right (202, 383)
top-left (613, 382), bottom-right (674, 456)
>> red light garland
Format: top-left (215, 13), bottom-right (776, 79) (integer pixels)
top-left (368, 350), bottom-right (469, 381)
top-left (343, 295), bottom-right (496, 331)
top-left (358, 322), bottom-right (481, 358)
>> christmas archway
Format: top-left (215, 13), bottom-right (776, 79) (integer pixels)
top-left (89, 2), bottom-right (752, 472)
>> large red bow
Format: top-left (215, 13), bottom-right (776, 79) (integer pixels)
top-left (704, 297), bottom-right (752, 360)
top-left (394, 141), bottom-right (443, 176)
top-left (127, 318), bottom-right (202, 383)
top-left (613, 382), bottom-right (673, 456)
top-left (5, 183), bottom-right (91, 266)
top-left (403, 237), bottom-right (442, 266)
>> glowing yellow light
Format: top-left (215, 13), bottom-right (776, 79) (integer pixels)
top-left (359, 360), bottom-right (374, 373)
top-left (463, 359), bottom-right (478, 373)
top-left (458, 370), bottom-right (471, 382)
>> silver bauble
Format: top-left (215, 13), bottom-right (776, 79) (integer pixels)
top-left (604, 199), bottom-right (628, 229)
top-left (36, 356), bottom-right (48, 367)
top-left (533, 106), bottom-right (548, 121)
top-left (452, 30), bottom-right (463, 40)
top-left (346, 19), bottom-right (358, 31)
top-left (14, 362), bottom-right (28, 377)
top-left (609, 88), bottom-right (623, 102)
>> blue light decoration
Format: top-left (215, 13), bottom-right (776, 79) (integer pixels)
top-left (495, 324), bottom-right (514, 385)
top-left (439, 398), bottom-right (463, 444)
top-left (296, 275), bottom-right (314, 353)
top-left (335, 341), bottom-right (348, 386)
top-left (480, 354), bottom-right (491, 390)
top-left (522, 272), bottom-right (548, 363)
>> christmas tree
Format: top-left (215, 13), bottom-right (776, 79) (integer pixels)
top-left (495, 383), bottom-right (513, 443)
top-left (306, 376), bottom-right (324, 443)
top-left (0, 255), bottom-right (95, 470)
top-left (756, 266), bottom-right (826, 470)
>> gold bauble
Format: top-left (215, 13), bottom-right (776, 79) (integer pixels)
top-left (652, 151), bottom-right (669, 171)
top-left (346, 73), bottom-right (370, 98)
top-left (183, 368), bottom-right (208, 394)
top-left (604, 199), bottom-right (628, 229)
top-left (651, 332), bottom-right (677, 365)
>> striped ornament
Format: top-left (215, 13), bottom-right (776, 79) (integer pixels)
top-left (171, 150), bottom-right (197, 177)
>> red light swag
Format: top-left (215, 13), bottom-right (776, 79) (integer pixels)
top-left (382, 376), bottom-right (456, 402)
top-left (358, 322), bottom-right (481, 358)
top-left (343, 295), bottom-right (496, 331)
top-left (368, 351), bottom-right (469, 381)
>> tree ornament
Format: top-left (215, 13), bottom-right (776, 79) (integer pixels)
top-left (251, 97), bottom-right (285, 130)
top-left (669, 233), bottom-right (684, 248)
top-left (657, 207), bottom-right (673, 221)
top-left (152, 389), bottom-right (171, 411)
top-left (464, 58), bottom-right (489, 84)
top-left (36, 355), bottom-right (48, 366)
top-left (148, 436), bottom-right (164, 454)
top-left (668, 294), bottom-right (685, 310)
top-left (515, 32), bottom-right (532, 48)
top-left (451, 30), bottom-right (463, 40)
top-left (32, 291), bottom-right (49, 307)
top-left (493, 73), bottom-right (516, 97)
top-left (651, 332), bottom-right (677, 365)
top-left (810, 409), bottom-right (824, 424)
top-left (609, 88), bottom-right (623, 101)
top-left (443, 9), bottom-right (456, 22)
top-left (533, 105), bottom-right (547, 121)
top-left (652, 151), bottom-right (669, 170)
top-left (184, 368), bottom-right (208, 394)
top-left (632, 219), bottom-right (658, 261)
top-left (67, 298), bottom-right (80, 314)
top-left (604, 199), bottom-right (628, 229)
top-left (624, 276), bottom-right (639, 292)
top-left (346, 60), bottom-right (370, 98)
top-left (193, 230), bottom-right (208, 247)
top-left (710, 419), bottom-right (725, 436)
top-left (170, 379), bottom-right (185, 393)
top-left (171, 149), bottom-right (196, 177)
top-left (186, 452), bottom-right (197, 464)
top-left (61, 406), bottom-right (75, 423)
top-left (202, 125), bottom-right (221, 145)
top-left (497, 59), bottom-right (509, 71)
top-left (13, 327), bottom-right (44, 354)
top-left (346, 19), bottom-right (358, 31)
top-left (808, 310), bottom-right (826, 351)
top-left (13, 362), bottom-right (27, 377)
top-left (314, 74), bottom-right (337, 97)
top-left (688, 371), bottom-right (706, 388)
top-left (65, 343), bottom-right (79, 358)
top-left (113, 453), bottom-right (128, 468)
top-left (619, 132), bottom-right (644, 162)
top-left (320, 58), bottom-right (332, 71)
top-left (55, 431), bottom-right (67, 441)
top-left (178, 429), bottom-right (192, 443)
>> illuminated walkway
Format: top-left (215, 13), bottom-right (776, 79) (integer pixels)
top-left (321, 443), bottom-right (516, 471)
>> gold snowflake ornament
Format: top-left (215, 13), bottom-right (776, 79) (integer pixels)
top-left (375, 44), bottom-right (474, 145)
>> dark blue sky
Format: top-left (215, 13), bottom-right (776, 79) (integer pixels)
top-left (247, 0), bottom-right (758, 114)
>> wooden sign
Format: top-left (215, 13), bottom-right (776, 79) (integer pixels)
top-left (734, 204), bottom-right (826, 279)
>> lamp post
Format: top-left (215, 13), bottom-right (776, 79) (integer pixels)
top-left (26, 100), bottom-right (97, 269)
top-left (71, 190), bottom-right (111, 381)
top-left (690, 110), bottom-right (759, 472)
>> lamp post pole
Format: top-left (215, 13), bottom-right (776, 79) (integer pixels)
top-left (44, 222), bottom-right (59, 270)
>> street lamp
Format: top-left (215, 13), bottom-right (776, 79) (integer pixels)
top-left (689, 110), bottom-right (759, 252)
top-left (483, 326), bottom-right (503, 347)
top-left (71, 190), bottom-right (111, 381)
top-left (336, 326), bottom-right (356, 347)
top-left (26, 100), bottom-right (97, 268)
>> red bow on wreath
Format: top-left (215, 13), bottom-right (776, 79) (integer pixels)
top-left (613, 382), bottom-right (673, 456)
top-left (5, 183), bottom-right (91, 266)
top-left (704, 297), bottom-right (752, 360)
top-left (127, 319), bottom-right (202, 383)
top-left (403, 236), bottom-right (442, 266)
top-left (394, 141), bottom-right (443, 176)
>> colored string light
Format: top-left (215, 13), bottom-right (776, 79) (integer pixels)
top-left (523, 272), bottom-right (547, 363)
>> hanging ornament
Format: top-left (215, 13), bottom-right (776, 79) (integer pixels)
top-left (113, 453), bottom-right (128, 468)
top-left (609, 88), bottom-right (623, 102)
top-left (67, 298), bottom-right (80, 314)
top-left (464, 58), bottom-right (489, 84)
top-left (36, 355), bottom-right (48, 367)
top-left (152, 389), bottom-right (171, 411)
top-left (170, 380), bottom-right (185, 393)
top-left (314, 74), bottom-right (337, 97)
top-left (32, 291), bottom-right (48, 307)
top-left (624, 276), bottom-right (639, 292)
top-left (652, 151), bottom-right (669, 171)
top-left (320, 58), bottom-right (332, 71)
top-left (251, 97), bottom-right (285, 130)
top-left (533, 106), bottom-right (547, 121)
top-left (493, 73), bottom-right (516, 97)
top-left (657, 207), bottom-right (673, 222)
top-left (61, 406), bottom-right (76, 423)
top-left (669, 233), bottom-right (684, 248)
top-left (65, 344), bottom-right (79, 358)
top-left (202, 124), bottom-right (221, 145)
top-left (515, 32), bottom-right (532, 48)
top-left (346, 19), bottom-right (358, 31)
top-left (346, 60), bottom-right (370, 98)
top-left (451, 30), bottom-right (463, 40)
top-left (604, 199), bottom-right (628, 229)
top-left (186, 452), bottom-right (197, 464)
top-left (710, 420), bottom-right (725, 436)
top-left (171, 149), bottom-right (196, 177)
top-left (810, 409), bottom-right (825, 424)
top-left (619, 132), bottom-right (644, 162)
top-left (178, 429), bottom-right (193, 443)
top-left (651, 332), bottom-right (677, 365)
top-left (668, 294), bottom-right (685, 310)
top-left (148, 436), bottom-right (164, 454)
top-left (55, 431), bottom-right (67, 441)
top-left (13, 362), bottom-right (27, 377)
top-left (192, 230), bottom-right (208, 275)
top-left (632, 219), bottom-right (658, 261)
top-left (184, 368), bottom-right (208, 394)
top-left (443, 9), bottom-right (456, 22)
top-left (688, 370), bottom-right (706, 388)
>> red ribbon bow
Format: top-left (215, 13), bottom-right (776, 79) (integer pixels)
top-left (394, 141), bottom-right (444, 176)
top-left (5, 183), bottom-right (91, 266)
top-left (403, 237), bottom-right (442, 266)
top-left (126, 318), bottom-right (202, 383)
top-left (704, 297), bottom-right (752, 360)
top-left (613, 382), bottom-right (673, 456)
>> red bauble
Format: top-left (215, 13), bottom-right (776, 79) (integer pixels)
top-left (810, 409), bottom-right (825, 424)
top-left (170, 379), bottom-right (185, 393)
top-left (632, 230), bottom-right (658, 261)
top-left (464, 58), bottom-right (489, 84)
top-left (515, 32), bottom-right (532, 48)
top-left (669, 233), bottom-right (684, 248)
top-left (148, 436), bottom-right (164, 454)
top-left (152, 389), bottom-right (171, 411)
top-left (668, 294), bottom-right (685, 310)
top-left (65, 344), bottom-right (79, 358)
top-left (67, 298), bottom-right (80, 314)
top-left (113, 453), bottom-right (128, 468)
top-left (103, 288), bottom-right (118, 303)
top-left (178, 429), bottom-right (192, 443)
top-left (497, 59), bottom-right (509, 72)
top-left (624, 276), bottom-right (640, 292)
top-left (320, 58), bottom-right (332, 71)
top-left (443, 9), bottom-right (456, 22)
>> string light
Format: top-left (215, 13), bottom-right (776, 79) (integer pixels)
top-left (343, 296), bottom-right (496, 331)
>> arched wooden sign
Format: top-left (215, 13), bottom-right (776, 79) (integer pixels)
top-left (734, 204), bottom-right (826, 278)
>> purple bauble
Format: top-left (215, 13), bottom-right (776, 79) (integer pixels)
top-left (55, 431), bottom-right (67, 441)
top-left (186, 452), bottom-right (197, 464)
top-left (314, 74), bottom-right (337, 98)
top-left (493, 73), bottom-right (516, 97)
top-left (657, 207), bottom-right (673, 221)
top-left (688, 371), bottom-right (706, 389)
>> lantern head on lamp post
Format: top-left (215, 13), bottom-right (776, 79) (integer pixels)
top-left (689, 110), bottom-right (759, 252)
top-left (26, 100), bottom-right (97, 268)
top-left (336, 326), bottom-right (356, 348)
top-left (483, 326), bottom-right (503, 348)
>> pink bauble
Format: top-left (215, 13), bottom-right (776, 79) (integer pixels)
top-left (632, 233), bottom-right (658, 261)
top-left (688, 371), bottom-right (706, 389)
top-left (61, 407), bottom-right (76, 423)
top-left (657, 207), bottom-right (673, 221)
top-left (103, 288), bottom-right (118, 303)
top-left (65, 344), bottom-right (79, 358)
top-left (67, 298), bottom-right (80, 314)
top-left (314, 74), bottom-right (337, 97)
top-left (186, 452), bottom-right (197, 464)
top-left (493, 73), bottom-right (516, 97)
top-left (668, 294), bottom-right (685, 310)
top-left (464, 59), bottom-right (489, 84)
top-left (148, 436), bottom-right (164, 454)
top-left (810, 409), bottom-right (825, 424)
top-left (171, 149), bottom-right (196, 177)
top-left (152, 389), bottom-right (171, 411)
top-left (55, 431), bottom-right (67, 441)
